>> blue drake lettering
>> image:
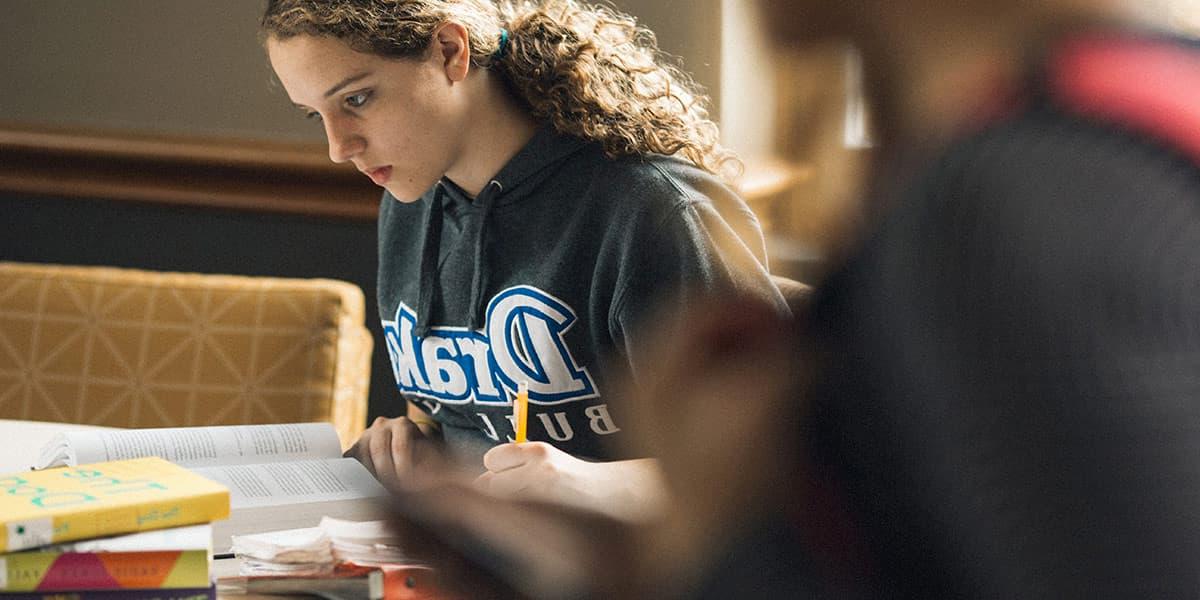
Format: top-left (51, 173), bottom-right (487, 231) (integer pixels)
top-left (382, 286), bottom-right (598, 406)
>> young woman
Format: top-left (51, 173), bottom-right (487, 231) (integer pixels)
top-left (260, 0), bottom-right (785, 519)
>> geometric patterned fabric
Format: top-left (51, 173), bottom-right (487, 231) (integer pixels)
top-left (0, 262), bottom-right (371, 448)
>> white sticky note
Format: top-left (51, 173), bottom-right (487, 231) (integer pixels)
top-left (7, 518), bottom-right (53, 551)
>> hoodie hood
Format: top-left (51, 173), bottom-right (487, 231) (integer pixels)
top-left (412, 124), bottom-right (591, 337)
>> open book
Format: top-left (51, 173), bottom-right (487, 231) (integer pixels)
top-left (36, 423), bottom-right (392, 554)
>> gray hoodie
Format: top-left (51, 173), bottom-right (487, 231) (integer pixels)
top-left (377, 124), bottom-right (785, 463)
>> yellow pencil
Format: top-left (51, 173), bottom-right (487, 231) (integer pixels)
top-left (514, 380), bottom-right (529, 444)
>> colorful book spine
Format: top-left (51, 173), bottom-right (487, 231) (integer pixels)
top-left (0, 583), bottom-right (214, 599)
top-left (0, 457), bottom-right (229, 553)
top-left (0, 549), bottom-right (209, 592)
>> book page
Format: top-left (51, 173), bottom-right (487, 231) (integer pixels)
top-left (199, 458), bottom-right (393, 555)
top-left (52, 423), bottom-right (343, 468)
top-left (52, 524), bottom-right (212, 553)
top-left (192, 457), bottom-right (388, 509)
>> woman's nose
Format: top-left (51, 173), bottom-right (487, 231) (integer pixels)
top-left (323, 116), bottom-right (364, 164)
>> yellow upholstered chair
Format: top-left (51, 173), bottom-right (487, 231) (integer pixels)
top-left (0, 261), bottom-right (371, 447)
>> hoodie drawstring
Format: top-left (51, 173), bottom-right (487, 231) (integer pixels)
top-left (467, 180), bottom-right (503, 331)
top-left (414, 179), bottom-right (503, 337)
top-left (414, 181), bottom-right (446, 338)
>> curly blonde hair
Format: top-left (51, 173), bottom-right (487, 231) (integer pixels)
top-left (261, 0), bottom-right (740, 178)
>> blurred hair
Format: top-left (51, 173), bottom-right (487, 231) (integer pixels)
top-left (261, 0), bottom-right (740, 178)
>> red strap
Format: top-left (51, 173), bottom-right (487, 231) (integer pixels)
top-left (1049, 35), bottom-right (1200, 165)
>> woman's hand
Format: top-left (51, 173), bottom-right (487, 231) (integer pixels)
top-left (343, 415), bottom-right (442, 492)
top-left (477, 442), bottom-right (666, 521)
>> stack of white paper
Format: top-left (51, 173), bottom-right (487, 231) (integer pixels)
top-left (230, 526), bottom-right (333, 576)
top-left (320, 517), bottom-right (410, 566)
top-left (229, 518), bottom-right (414, 575)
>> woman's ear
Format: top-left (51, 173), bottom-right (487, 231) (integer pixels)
top-left (433, 22), bottom-right (471, 82)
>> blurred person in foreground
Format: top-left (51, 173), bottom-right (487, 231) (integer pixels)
top-left (756, 0), bottom-right (1200, 596)
top-left (389, 0), bottom-right (1200, 598)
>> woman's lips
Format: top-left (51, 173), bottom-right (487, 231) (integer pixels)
top-left (365, 166), bottom-right (392, 186)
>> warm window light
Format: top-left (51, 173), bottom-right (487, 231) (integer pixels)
top-left (1138, 0), bottom-right (1200, 33)
top-left (842, 46), bottom-right (873, 150)
top-left (1168, 1), bottom-right (1200, 33)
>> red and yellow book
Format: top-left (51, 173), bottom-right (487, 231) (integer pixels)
top-left (1, 525), bottom-right (211, 592)
top-left (0, 585), bottom-right (215, 599)
top-left (0, 457), bottom-right (229, 553)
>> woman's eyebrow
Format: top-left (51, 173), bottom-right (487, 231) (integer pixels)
top-left (323, 71), bottom-right (373, 98)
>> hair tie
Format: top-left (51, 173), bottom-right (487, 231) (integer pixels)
top-left (494, 28), bottom-right (510, 59)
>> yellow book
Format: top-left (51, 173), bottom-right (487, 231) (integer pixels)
top-left (0, 457), bottom-right (230, 553)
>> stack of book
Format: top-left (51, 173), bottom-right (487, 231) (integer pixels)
top-left (0, 457), bottom-right (230, 599)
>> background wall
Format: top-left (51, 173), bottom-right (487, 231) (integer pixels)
top-left (1, 1), bottom-right (308, 140)
top-left (0, 0), bottom-right (725, 425)
top-left (0, 0), bottom-right (720, 141)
